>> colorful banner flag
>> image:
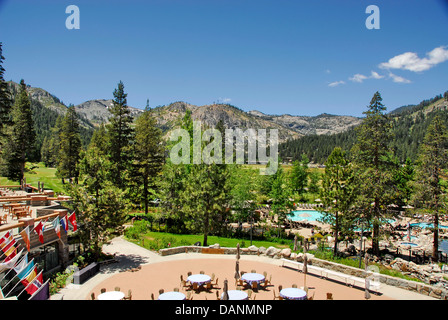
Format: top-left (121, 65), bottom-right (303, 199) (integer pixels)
top-left (24, 270), bottom-right (43, 295)
top-left (52, 217), bottom-right (61, 238)
top-left (60, 215), bottom-right (68, 232)
top-left (16, 260), bottom-right (34, 280)
top-left (0, 249), bottom-right (23, 273)
top-left (1, 237), bottom-right (16, 254)
top-left (0, 231), bottom-right (12, 249)
top-left (34, 220), bottom-right (44, 244)
top-left (68, 211), bottom-right (77, 231)
top-left (29, 279), bottom-right (50, 300)
top-left (21, 265), bottom-right (38, 288)
top-left (13, 252), bottom-right (28, 274)
top-left (20, 226), bottom-right (30, 252)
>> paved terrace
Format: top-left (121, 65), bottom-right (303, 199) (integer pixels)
top-left (52, 236), bottom-right (437, 301)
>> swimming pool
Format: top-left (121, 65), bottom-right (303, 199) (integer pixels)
top-left (290, 210), bottom-right (325, 223)
top-left (410, 222), bottom-right (448, 229)
top-left (400, 242), bottom-right (418, 247)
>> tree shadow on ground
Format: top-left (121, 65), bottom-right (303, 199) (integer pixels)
top-left (99, 253), bottom-right (150, 274)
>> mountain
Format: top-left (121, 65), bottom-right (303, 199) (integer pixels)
top-left (280, 91), bottom-right (448, 164)
top-left (247, 110), bottom-right (362, 136)
top-left (74, 99), bottom-right (143, 126)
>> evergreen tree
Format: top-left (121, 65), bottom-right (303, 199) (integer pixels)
top-left (56, 105), bottom-right (82, 183)
top-left (131, 102), bottom-right (165, 215)
top-left (0, 42), bottom-right (12, 148)
top-left (320, 147), bottom-right (355, 255)
top-left (412, 114), bottom-right (448, 262)
top-left (351, 91), bottom-right (395, 256)
top-left (270, 165), bottom-right (293, 238)
top-left (289, 154), bottom-right (309, 196)
top-left (107, 81), bottom-right (134, 189)
top-left (2, 79), bottom-right (35, 181)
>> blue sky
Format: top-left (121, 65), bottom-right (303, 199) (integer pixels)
top-left (0, 0), bottom-right (447, 117)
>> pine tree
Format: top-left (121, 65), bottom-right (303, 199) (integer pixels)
top-left (412, 114), bottom-right (448, 262)
top-left (107, 81), bottom-right (134, 189)
top-left (0, 42), bottom-right (12, 148)
top-left (131, 101), bottom-right (165, 215)
top-left (352, 91), bottom-right (395, 256)
top-left (289, 154), bottom-right (309, 196)
top-left (270, 165), bottom-right (293, 238)
top-left (320, 147), bottom-right (355, 255)
top-left (2, 79), bottom-right (35, 182)
top-left (56, 105), bottom-right (82, 183)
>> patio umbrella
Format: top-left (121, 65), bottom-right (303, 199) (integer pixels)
top-left (235, 260), bottom-right (240, 280)
top-left (303, 240), bottom-right (308, 290)
top-left (236, 243), bottom-right (240, 260)
top-left (222, 279), bottom-right (229, 300)
top-left (364, 254), bottom-right (371, 300)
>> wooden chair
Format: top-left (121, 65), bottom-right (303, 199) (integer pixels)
top-left (211, 277), bottom-right (219, 289)
top-left (247, 289), bottom-right (252, 299)
top-left (263, 271), bottom-right (268, 278)
top-left (159, 289), bottom-right (164, 294)
top-left (180, 279), bottom-right (190, 291)
top-left (216, 290), bottom-right (221, 300)
top-left (292, 284), bottom-right (298, 288)
top-left (123, 289), bottom-right (132, 300)
top-left (278, 285), bottom-right (283, 292)
top-left (200, 270), bottom-right (205, 274)
top-left (151, 293), bottom-right (155, 300)
top-left (0, 214), bottom-right (7, 225)
top-left (174, 287), bottom-right (179, 292)
top-left (100, 288), bottom-right (106, 293)
top-left (186, 291), bottom-right (193, 300)
top-left (273, 290), bottom-right (282, 300)
top-left (211, 273), bottom-right (215, 281)
top-left (235, 279), bottom-right (244, 287)
top-left (308, 292), bottom-right (315, 300)
top-left (192, 282), bottom-right (200, 293)
top-left (187, 271), bottom-right (192, 276)
top-left (251, 269), bottom-right (256, 273)
top-left (204, 282), bottom-right (212, 292)
top-left (261, 275), bottom-right (271, 288)
top-left (91, 293), bottom-right (95, 300)
top-left (115, 286), bottom-right (120, 291)
top-left (326, 292), bottom-right (333, 300)
top-left (251, 281), bottom-right (258, 292)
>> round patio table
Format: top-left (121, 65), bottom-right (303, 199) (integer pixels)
top-left (158, 291), bottom-right (186, 300)
top-left (187, 274), bottom-right (211, 286)
top-left (221, 290), bottom-right (248, 300)
top-left (97, 291), bottom-right (125, 300)
top-left (241, 273), bottom-right (265, 285)
top-left (280, 288), bottom-right (307, 300)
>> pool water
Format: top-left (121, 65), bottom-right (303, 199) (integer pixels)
top-left (290, 210), bottom-right (324, 222)
top-left (400, 242), bottom-right (418, 247)
top-left (410, 222), bottom-right (448, 229)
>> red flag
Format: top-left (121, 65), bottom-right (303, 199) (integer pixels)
top-left (0, 231), bottom-right (12, 248)
top-left (1, 237), bottom-right (16, 254)
top-left (68, 212), bottom-right (77, 231)
top-left (25, 270), bottom-right (43, 295)
top-left (34, 220), bottom-right (44, 244)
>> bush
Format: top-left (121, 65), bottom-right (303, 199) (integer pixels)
top-left (125, 220), bottom-right (150, 240)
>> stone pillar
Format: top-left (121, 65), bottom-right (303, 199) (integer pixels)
top-left (54, 209), bottom-right (70, 269)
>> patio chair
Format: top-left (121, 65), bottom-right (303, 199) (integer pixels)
top-left (261, 275), bottom-right (271, 288)
top-left (251, 269), bottom-right (256, 273)
top-left (308, 292), bottom-right (315, 300)
top-left (151, 293), bottom-right (155, 300)
top-left (200, 270), bottom-right (205, 274)
top-left (278, 285), bottom-right (283, 292)
top-left (91, 293), bottom-right (95, 300)
top-left (247, 289), bottom-right (252, 299)
top-left (326, 292), bottom-right (333, 300)
top-left (181, 279), bottom-right (190, 290)
top-left (216, 290), bottom-right (221, 300)
top-left (187, 291), bottom-right (193, 300)
top-left (211, 277), bottom-right (219, 289)
top-left (174, 287), bottom-right (179, 292)
top-left (292, 284), bottom-right (297, 288)
top-left (263, 271), bottom-right (267, 278)
top-left (211, 273), bottom-right (215, 281)
top-left (123, 289), bottom-right (132, 300)
top-left (159, 289), bottom-right (164, 294)
top-left (100, 288), bottom-right (106, 293)
top-left (273, 290), bottom-right (280, 300)
top-left (115, 287), bottom-right (120, 291)
top-left (192, 282), bottom-right (200, 293)
top-left (235, 279), bottom-right (244, 287)
top-left (251, 282), bottom-right (258, 292)
top-left (204, 282), bottom-right (212, 292)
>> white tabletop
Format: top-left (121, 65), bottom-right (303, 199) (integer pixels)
top-left (241, 273), bottom-right (265, 284)
top-left (187, 274), bottom-right (211, 285)
top-left (97, 291), bottom-right (125, 300)
top-left (280, 288), bottom-right (307, 300)
top-left (221, 290), bottom-right (248, 300)
top-left (158, 291), bottom-right (186, 300)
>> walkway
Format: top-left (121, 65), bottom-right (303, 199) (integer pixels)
top-left (51, 236), bottom-right (438, 300)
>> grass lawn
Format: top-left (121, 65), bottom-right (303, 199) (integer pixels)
top-left (127, 231), bottom-right (291, 251)
top-left (0, 162), bottom-right (65, 194)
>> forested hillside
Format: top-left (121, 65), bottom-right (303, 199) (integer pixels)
top-left (279, 92), bottom-right (448, 164)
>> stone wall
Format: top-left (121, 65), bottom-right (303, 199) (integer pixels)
top-left (157, 244), bottom-right (448, 300)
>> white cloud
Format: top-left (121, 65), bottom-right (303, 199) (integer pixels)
top-left (218, 97), bottom-right (232, 103)
top-left (370, 71), bottom-right (384, 79)
top-left (379, 45), bottom-right (448, 72)
top-left (349, 74), bottom-right (368, 83)
top-left (388, 72), bottom-right (411, 84)
top-left (328, 80), bottom-right (345, 87)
